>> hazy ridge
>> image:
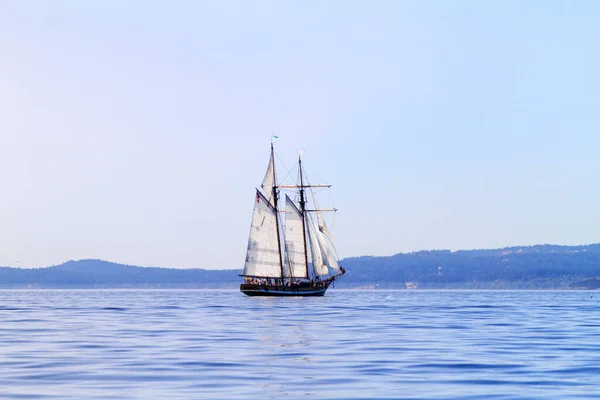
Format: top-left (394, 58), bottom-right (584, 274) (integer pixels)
top-left (1, 244), bottom-right (600, 289)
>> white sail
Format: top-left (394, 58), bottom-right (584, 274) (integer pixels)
top-left (313, 196), bottom-right (333, 240)
top-left (261, 150), bottom-right (275, 205)
top-left (307, 216), bottom-right (329, 276)
top-left (317, 229), bottom-right (340, 271)
top-left (309, 196), bottom-right (339, 272)
top-left (319, 214), bottom-right (332, 237)
top-left (316, 208), bottom-right (339, 258)
top-left (243, 190), bottom-right (282, 277)
top-left (283, 195), bottom-right (307, 278)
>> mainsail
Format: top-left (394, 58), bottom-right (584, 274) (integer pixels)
top-left (243, 190), bottom-right (282, 277)
top-left (284, 195), bottom-right (307, 278)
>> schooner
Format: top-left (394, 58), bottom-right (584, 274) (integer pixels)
top-left (240, 144), bottom-right (346, 296)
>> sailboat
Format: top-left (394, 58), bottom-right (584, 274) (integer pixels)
top-left (240, 144), bottom-right (346, 296)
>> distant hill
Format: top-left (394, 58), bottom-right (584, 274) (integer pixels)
top-left (339, 244), bottom-right (600, 289)
top-left (0, 260), bottom-right (239, 289)
top-left (1, 244), bottom-right (600, 289)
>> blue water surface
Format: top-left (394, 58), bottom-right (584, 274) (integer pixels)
top-left (0, 290), bottom-right (599, 399)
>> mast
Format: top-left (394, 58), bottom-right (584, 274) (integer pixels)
top-left (298, 156), bottom-right (310, 279)
top-left (271, 143), bottom-right (285, 278)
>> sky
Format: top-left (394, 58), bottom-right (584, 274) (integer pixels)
top-left (1, 1), bottom-right (599, 269)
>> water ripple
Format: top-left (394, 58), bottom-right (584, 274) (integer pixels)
top-left (0, 290), bottom-right (599, 399)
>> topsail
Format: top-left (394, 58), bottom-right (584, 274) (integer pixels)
top-left (261, 151), bottom-right (276, 206)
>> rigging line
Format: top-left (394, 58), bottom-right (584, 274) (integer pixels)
top-left (304, 175), bottom-right (333, 275)
top-left (303, 161), bottom-right (336, 211)
top-left (305, 170), bottom-right (340, 261)
top-left (303, 171), bottom-right (317, 212)
top-left (274, 150), bottom-right (297, 187)
top-left (327, 185), bottom-right (337, 230)
top-left (303, 162), bottom-right (331, 189)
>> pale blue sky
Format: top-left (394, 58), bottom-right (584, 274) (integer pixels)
top-left (1, 1), bottom-right (599, 269)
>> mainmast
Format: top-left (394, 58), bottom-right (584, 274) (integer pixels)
top-left (271, 143), bottom-right (285, 278)
top-left (298, 156), bottom-right (311, 279)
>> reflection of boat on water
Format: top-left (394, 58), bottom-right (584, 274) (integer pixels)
top-left (240, 144), bottom-right (345, 297)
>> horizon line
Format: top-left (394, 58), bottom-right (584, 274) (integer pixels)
top-left (2, 242), bottom-right (599, 270)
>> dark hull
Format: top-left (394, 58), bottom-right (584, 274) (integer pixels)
top-left (240, 281), bottom-right (331, 297)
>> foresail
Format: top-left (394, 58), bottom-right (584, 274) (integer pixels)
top-left (307, 217), bottom-right (329, 276)
top-left (316, 211), bottom-right (333, 242)
top-left (310, 198), bottom-right (339, 273)
top-left (243, 190), bottom-right (282, 277)
top-left (261, 151), bottom-right (275, 206)
top-left (316, 229), bottom-right (340, 271)
top-left (310, 194), bottom-right (333, 239)
top-left (283, 195), bottom-right (307, 278)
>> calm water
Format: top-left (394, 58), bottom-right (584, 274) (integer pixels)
top-left (1, 290), bottom-right (599, 399)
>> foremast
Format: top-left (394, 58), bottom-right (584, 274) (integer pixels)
top-left (269, 143), bottom-right (285, 278)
